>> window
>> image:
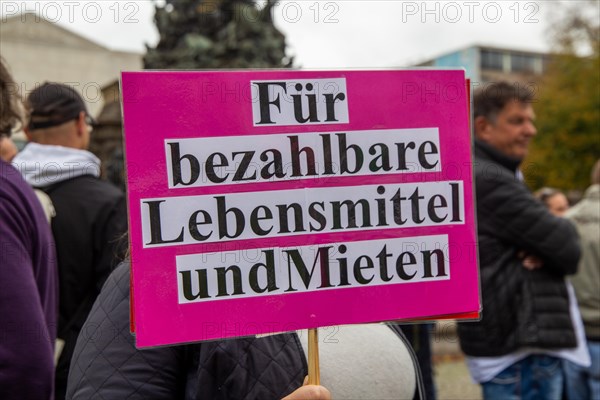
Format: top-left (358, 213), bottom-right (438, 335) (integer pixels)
top-left (481, 50), bottom-right (503, 70)
top-left (511, 54), bottom-right (537, 73)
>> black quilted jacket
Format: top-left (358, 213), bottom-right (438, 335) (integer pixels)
top-left (457, 140), bottom-right (580, 357)
top-left (66, 262), bottom-right (307, 400)
top-left (42, 175), bottom-right (128, 400)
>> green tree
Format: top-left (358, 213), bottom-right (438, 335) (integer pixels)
top-left (144, 0), bottom-right (292, 69)
top-left (524, 0), bottom-right (600, 191)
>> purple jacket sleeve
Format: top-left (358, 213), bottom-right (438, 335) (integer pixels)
top-left (0, 163), bottom-right (57, 400)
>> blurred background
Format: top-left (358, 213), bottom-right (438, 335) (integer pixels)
top-left (1, 0), bottom-right (598, 195)
top-left (1, 2), bottom-right (598, 397)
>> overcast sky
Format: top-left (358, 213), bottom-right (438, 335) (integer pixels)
top-left (1, 1), bottom-right (573, 67)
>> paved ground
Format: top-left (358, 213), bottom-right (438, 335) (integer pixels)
top-left (431, 321), bottom-right (482, 400)
top-left (434, 357), bottom-right (482, 400)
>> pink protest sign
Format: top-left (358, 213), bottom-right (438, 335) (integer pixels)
top-left (121, 70), bottom-right (480, 348)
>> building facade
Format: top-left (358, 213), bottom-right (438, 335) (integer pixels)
top-left (0, 13), bottom-right (142, 117)
top-left (1, 12), bottom-right (142, 156)
top-left (417, 45), bottom-right (551, 86)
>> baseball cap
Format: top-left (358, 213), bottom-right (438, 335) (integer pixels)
top-left (27, 82), bottom-right (95, 130)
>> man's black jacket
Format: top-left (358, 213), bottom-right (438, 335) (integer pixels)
top-left (457, 140), bottom-right (580, 357)
top-left (42, 175), bottom-right (128, 397)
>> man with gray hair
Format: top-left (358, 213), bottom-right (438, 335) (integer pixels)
top-left (457, 82), bottom-right (589, 399)
top-left (13, 82), bottom-right (128, 400)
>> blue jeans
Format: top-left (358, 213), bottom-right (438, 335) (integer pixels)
top-left (481, 355), bottom-right (563, 400)
top-left (563, 340), bottom-right (600, 400)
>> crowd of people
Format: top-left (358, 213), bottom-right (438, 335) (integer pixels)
top-left (1, 53), bottom-right (599, 400)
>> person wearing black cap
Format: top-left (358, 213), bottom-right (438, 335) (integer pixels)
top-left (12, 82), bottom-right (128, 400)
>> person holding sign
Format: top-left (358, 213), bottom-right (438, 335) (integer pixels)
top-left (66, 261), bottom-right (333, 399)
top-left (100, 69), bottom-right (473, 399)
top-left (67, 259), bottom-right (421, 399)
top-left (457, 82), bottom-right (589, 399)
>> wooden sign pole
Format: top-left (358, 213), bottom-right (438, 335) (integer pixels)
top-left (307, 328), bottom-right (320, 385)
